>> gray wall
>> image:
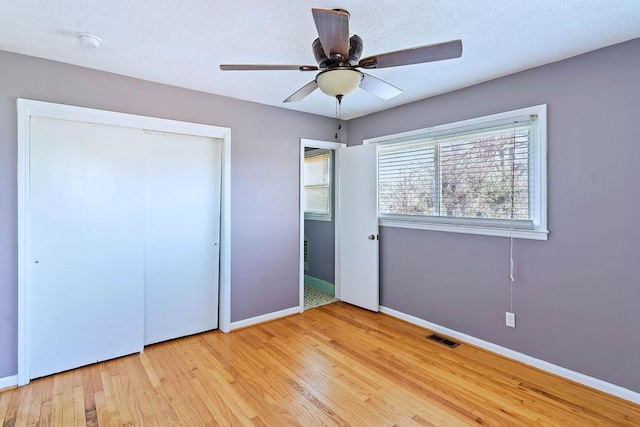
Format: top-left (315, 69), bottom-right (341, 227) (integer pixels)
top-left (348, 38), bottom-right (640, 393)
top-left (304, 151), bottom-right (335, 284)
top-left (0, 50), bottom-right (337, 378)
top-left (303, 219), bottom-right (335, 284)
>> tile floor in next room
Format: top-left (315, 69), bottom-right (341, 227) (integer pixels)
top-left (304, 284), bottom-right (338, 310)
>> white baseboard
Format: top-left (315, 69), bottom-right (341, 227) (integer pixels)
top-left (230, 306), bottom-right (300, 331)
top-left (379, 306), bottom-right (640, 405)
top-left (0, 375), bottom-right (18, 390)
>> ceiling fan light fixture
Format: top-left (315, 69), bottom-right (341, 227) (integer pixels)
top-left (316, 69), bottom-right (362, 97)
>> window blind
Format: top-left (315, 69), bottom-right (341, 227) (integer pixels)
top-left (304, 151), bottom-right (331, 216)
top-left (378, 142), bottom-right (436, 216)
top-left (378, 121), bottom-right (534, 227)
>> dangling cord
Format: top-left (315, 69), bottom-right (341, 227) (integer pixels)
top-left (509, 122), bottom-right (517, 313)
top-left (335, 95), bottom-right (343, 139)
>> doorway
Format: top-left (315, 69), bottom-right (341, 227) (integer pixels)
top-left (299, 139), bottom-right (345, 311)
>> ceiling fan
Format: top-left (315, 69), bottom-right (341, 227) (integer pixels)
top-left (220, 8), bottom-right (463, 103)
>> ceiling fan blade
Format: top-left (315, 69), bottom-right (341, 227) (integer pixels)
top-left (283, 80), bottom-right (319, 103)
top-left (359, 39), bottom-right (463, 69)
top-left (359, 73), bottom-right (403, 100)
top-left (220, 64), bottom-right (318, 71)
top-left (312, 8), bottom-right (350, 60)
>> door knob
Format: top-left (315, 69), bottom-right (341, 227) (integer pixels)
top-left (368, 234), bottom-right (375, 240)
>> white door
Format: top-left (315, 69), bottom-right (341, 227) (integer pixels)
top-left (143, 131), bottom-right (222, 345)
top-left (338, 143), bottom-right (379, 311)
top-left (29, 117), bottom-right (145, 379)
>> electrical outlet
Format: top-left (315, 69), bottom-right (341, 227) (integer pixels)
top-left (505, 312), bottom-right (516, 328)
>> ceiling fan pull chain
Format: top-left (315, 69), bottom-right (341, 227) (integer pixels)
top-left (334, 96), bottom-right (338, 139)
top-left (335, 95), bottom-right (343, 139)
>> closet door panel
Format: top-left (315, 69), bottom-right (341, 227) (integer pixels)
top-left (29, 117), bottom-right (145, 379)
top-left (143, 132), bottom-right (221, 345)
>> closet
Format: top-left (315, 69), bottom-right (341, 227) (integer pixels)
top-left (26, 115), bottom-right (221, 380)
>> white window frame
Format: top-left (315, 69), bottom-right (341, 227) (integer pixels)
top-left (303, 148), bottom-right (333, 222)
top-left (365, 105), bottom-right (548, 240)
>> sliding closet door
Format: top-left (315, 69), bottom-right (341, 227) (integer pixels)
top-left (29, 117), bottom-right (145, 379)
top-left (143, 131), bottom-right (222, 345)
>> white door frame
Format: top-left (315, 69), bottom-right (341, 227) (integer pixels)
top-left (299, 138), bottom-right (346, 312)
top-left (17, 99), bottom-right (232, 386)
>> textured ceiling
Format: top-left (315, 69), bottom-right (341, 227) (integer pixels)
top-left (1, 1), bottom-right (639, 119)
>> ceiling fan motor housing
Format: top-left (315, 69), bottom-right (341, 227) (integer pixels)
top-left (313, 35), bottom-right (364, 68)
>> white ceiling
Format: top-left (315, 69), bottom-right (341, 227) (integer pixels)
top-left (1, 1), bottom-right (639, 119)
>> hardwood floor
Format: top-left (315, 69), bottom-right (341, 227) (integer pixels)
top-left (1, 302), bottom-right (638, 426)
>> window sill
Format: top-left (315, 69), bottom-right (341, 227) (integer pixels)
top-left (379, 219), bottom-right (548, 240)
top-left (305, 214), bottom-right (332, 222)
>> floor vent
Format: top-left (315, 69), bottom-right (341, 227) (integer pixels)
top-left (427, 334), bottom-right (460, 348)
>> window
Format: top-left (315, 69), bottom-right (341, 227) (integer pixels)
top-left (374, 105), bottom-right (547, 240)
top-left (304, 149), bottom-right (332, 221)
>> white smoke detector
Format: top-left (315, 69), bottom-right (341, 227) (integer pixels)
top-left (78, 33), bottom-right (102, 48)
